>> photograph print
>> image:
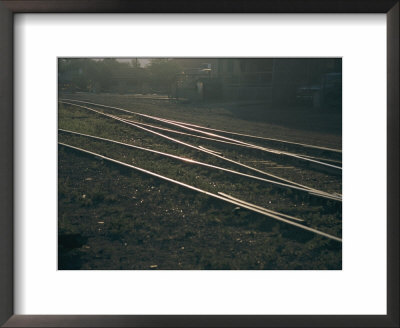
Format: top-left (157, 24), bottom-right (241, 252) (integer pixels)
top-left (58, 58), bottom-right (342, 270)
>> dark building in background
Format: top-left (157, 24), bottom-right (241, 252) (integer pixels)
top-left (271, 58), bottom-right (341, 108)
top-left (173, 58), bottom-right (342, 109)
top-left (216, 58), bottom-right (274, 102)
top-left (172, 59), bottom-right (219, 101)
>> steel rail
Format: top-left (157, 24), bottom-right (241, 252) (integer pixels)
top-left (164, 119), bottom-right (342, 153)
top-left (120, 118), bottom-right (254, 149)
top-left (60, 98), bottom-right (342, 169)
top-left (60, 100), bottom-right (336, 197)
top-left (129, 115), bottom-right (342, 172)
top-left (218, 192), bottom-right (305, 222)
top-left (120, 117), bottom-right (341, 168)
top-left (61, 98), bottom-right (341, 153)
top-left (62, 98), bottom-right (283, 154)
top-left (59, 142), bottom-right (342, 243)
top-left (298, 153), bottom-right (342, 166)
top-left (198, 146), bottom-right (223, 155)
top-left (59, 128), bottom-right (341, 202)
top-left (60, 130), bottom-right (305, 222)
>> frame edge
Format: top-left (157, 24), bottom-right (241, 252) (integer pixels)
top-left (0, 0), bottom-right (14, 327)
top-left (1, 0), bottom-right (399, 327)
top-left (387, 2), bottom-right (400, 326)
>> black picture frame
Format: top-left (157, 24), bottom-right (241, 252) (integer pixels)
top-left (0, 1), bottom-right (398, 327)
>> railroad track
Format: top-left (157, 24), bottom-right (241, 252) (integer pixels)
top-left (59, 100), bottom-right (342, 198)
top-left (59, 141), bottom-right (342, 243)
top-left (59, 128), bottom-right (341, 202)
top-left (61, 99), bottom-right (341, 151)
top-left (58, 99), bottom-right (342, 245)
top-left (60, 99), bottom-right (342, 174)
top-left (118, 118), bottom-right (343, 174)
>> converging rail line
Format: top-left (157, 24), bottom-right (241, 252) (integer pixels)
top-left (59, 142), bottom-right (342, 243)
top-left (165, 119), bottom-right (342, 153)
top-left (61, 98), bottom-right (341, 153)
top-left (60, 100), bottom-right (341, 200)
top-left (119, 118), bottom-right (342, 170)
top-left (59, 128), bottom-right (341, 202)
top-left (60, 98), bottom-right (342, 174)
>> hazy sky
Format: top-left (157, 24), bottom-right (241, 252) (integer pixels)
top-left (117, 58), bottom-right (150, 66)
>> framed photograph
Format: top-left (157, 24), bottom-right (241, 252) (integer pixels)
top-left (0, 1), bottom-right (398, 327)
